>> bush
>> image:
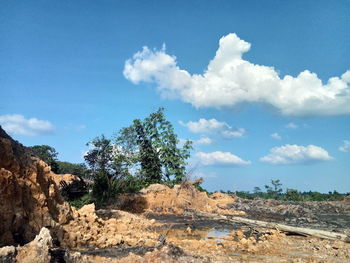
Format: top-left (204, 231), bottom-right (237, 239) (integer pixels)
top-left (284, 189), bottom-right (303, 201)
top-left (60, 178), bottom-right (88, 200)
top-left (112, 174), bottom-right (148, 194)
top-left (92, 171), bottom-right (113, 204)
top-left (68, 193), bottom-right (93, 209)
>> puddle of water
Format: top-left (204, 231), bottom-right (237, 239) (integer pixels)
top-left (157, 227), bottom-right (209, 240)
top-left (157, 227), bottom-right (232, 241)
top-left (204, 229), bottom-right (232, 241)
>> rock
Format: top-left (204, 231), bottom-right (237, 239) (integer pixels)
top-left (240, 238), bottom-right (248, 245)
top-left (33, 228), bottom-right (53, 247)
top-left (186, 227), bottom-right (192, 234)
top-left (0, 126), bottom-right (73, 246)
top-left (96, 236), bottom-right (108, 246)
top-left (0, 246), bottom-right (16, 263)
top-left (64, 251), bottom-right (87, 263)
top-left (15, 227), bottom-right (53, 263)
top-left (78, 203), bottom-right (96, 215)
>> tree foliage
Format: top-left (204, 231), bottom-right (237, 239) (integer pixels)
top-left (28, 145), bottom-right (89, 178)
top-left (56, 161), bottom-right (88, 177)
top-left (29, 145), bottom-right (59, 173)
top-left (84, 135), bottom-right (114, 173)
top-left (85, 108), bottom-right (193, 204)
top-left (84, 136), bottom-right (117, 203)
top-left (264, 179), bottom-right (283, 199)
top-left (115, 107), bottom-right (192, 184)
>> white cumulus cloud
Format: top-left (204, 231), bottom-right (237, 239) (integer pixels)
top-left (124, 33), bottom-right (350, 117)
top-left (180, 118), bottom-right (245, 139)
top-left (0, 114), bottom-right (54, 136)
top-left (271, 133), bottom-right (282, 140)
top-left (196, 151), bottom-right (251, 166)
top-left (260, 144), bottom-right (333, 165)
top-left (195, 136), bottom-right (213, 145)
top-left (339, 140), bottom-right (350, 152)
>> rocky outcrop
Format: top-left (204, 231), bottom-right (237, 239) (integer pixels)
top-left (0, 126), bottom-right (72, 246)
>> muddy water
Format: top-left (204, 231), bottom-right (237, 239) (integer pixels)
top-left (146, 213), bottom-right (246, 231)
top-left (156, 227), bottom-right (233, 241)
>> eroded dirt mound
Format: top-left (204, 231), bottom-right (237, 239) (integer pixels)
top-left (61, 204), bottom-right (160, 249)
top-left (0, 126), bottom-right (72, 246)
top-left (111, 182), bottom-right (245, 216)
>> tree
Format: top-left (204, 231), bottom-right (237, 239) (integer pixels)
top-left (85, 108), bottom-right (193, 204)
top-left (29, 145), bottom-right (59, 173)
top-left (84, 135), bottom-right (117, 203)
top-left (115, 107), bottom-right (192, 185)
top-left (253, 187), bottom-right (262, 194)
top-left (265, 179), bottom-right (283, 199)
top-left (56, 161), bottom-right (89, 178)
top-left (84, 135), bottom-right (114, 173)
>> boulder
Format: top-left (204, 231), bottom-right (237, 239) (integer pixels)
top-left (0, 246), bottom-right (16, 263)
top-left (16, 228), bottom-right (53, 263)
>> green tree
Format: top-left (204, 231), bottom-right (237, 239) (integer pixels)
top-left (265, 179), bottom-right (283, 199)
top-left (84, 135), bottom-right (117, 203)
top-left (29, 145), bottom-right (59, 173)
top-left (84, 135), bottom-right (114, 173)
top-left (85, 108), bottom-right (193, 204)
top-left (56, 161), bottom-right (89, 177)
top-left (115, 107), bottom-right (192, 185)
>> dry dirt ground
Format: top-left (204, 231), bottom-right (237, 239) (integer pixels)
top-left (1, 185), bottom-right (350, 263)
top-left (64, 184), bottom-right (350, 262)
top-left (0, 179), bottom-right (349, 262)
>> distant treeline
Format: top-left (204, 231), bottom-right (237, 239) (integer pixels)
top-left (223, 180), bottom-right (349, 202)
top-left (234, 189), bottom-right (348, 202)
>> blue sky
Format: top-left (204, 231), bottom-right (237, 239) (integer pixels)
top-left (1, 0), bottom-right (349, 193)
